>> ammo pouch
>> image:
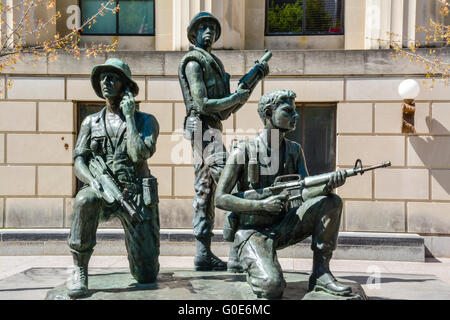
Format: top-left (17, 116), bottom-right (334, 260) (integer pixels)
top-left (142, 176), bottom-right (159, 206)
top-left (223, 212), bottom-right (239, 242)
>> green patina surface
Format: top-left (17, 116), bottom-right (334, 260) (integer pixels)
top-left (46, 268), bottom-right (366, 300)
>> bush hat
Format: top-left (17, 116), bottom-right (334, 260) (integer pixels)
top-left (91, 58), bottom-right (139, 99)
top-left (187, 12), bottom-right (221, 45)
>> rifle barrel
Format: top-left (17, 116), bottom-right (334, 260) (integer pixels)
top-left (346, 161), bottom-right (391, 178)
top-left (360, 161), bottom-right (391, 173)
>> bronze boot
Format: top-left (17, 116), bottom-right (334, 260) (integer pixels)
top-left (67, 249), bottom-right (92, 298)
top-left (194, 238), bottom-right (227, 271)
top-left (308, 250), bottom-right (352, 296)
top-left (227, 243), bottom-right (244, 273)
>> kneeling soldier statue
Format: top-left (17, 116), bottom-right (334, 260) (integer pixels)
top-left (67, 58), bottom-right (160, 298)
top-left (215, 90), bottom-right (352, 299)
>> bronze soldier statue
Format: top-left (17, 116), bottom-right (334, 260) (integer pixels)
top-left (178, 12), bottom-right (269, 271)
top-left (215, 90), bottom-right (352, 299)
top-left (67, 58), bottom-right (160, 298)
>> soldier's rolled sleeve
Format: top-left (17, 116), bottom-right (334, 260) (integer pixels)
top-left (73, 116), bottom-right (92, 160)
top-left (297, 144), bottom-right (309, 178)
top-left (142, 114), bottom-right (159, 156)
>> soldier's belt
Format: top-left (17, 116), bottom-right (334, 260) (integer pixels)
top-left (238, 212), bottom-right (281, 228)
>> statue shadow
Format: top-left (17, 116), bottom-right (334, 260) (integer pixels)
top-left (83, 271), bottom-right (248, 298)
top-left (339, 275), bottom-right (434, 285)
top-left (47, 269), bottom-right (372, 300)
top-left (0, 286), bottom-right (55, 292)
top-left (408, 117), bottom-right (450, 258)
top-left (409, 117), bottom-right (450, 196)
top-left (80, 271), bottom-right (320, 300)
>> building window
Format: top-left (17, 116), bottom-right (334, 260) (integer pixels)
top-left (266, 0), bottom-right (344, 35)
top-left (285, 104), bottom-right (336, 176)
top-left (80, 0), bottom-right (155, 35)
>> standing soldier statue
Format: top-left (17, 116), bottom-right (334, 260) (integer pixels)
top-left (178, 12), bottom-right (270, 271)
top-left (67, 58), bottom-right (160, 298)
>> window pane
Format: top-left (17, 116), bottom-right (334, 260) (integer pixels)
top-left (416, 0), bottom-right (450, 47)
top-left (81, 0), bottom-right (117, 34)
top-left (305, 0), bottom-right (343, 34)
top-left (119, 0), bottom-right (154, 35)
top-left (302, 106), bottom-right (336, 175)
top-left (286, 105), bottom-right (336, 176)
top-left (266, 0), bottom-right (344, 35)
top-left (267, 0), bottom-right (303, 34)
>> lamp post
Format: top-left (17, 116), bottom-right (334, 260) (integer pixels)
top-left (398, 79), bottom-right (420, 133)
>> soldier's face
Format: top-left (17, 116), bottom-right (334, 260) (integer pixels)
top-left (271, 98), bottom-right (298, 132)
top-left (196, 21), bottom-right (217, 48)
top-left (100, 71), bottom-right (123, 99)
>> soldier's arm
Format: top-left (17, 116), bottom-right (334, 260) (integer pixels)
top-left (74, 157), bottom-right (96, 186)
top-left (185, 61), bottom-right (249, 114)
top-left (73, 117), bottom-right (95, 185)
top-left (126, 115), bottom-right (153, 163)
top-left (120, 91), bottom-right (155, 163)
top-left (142, 114), bottom-right (159, 158)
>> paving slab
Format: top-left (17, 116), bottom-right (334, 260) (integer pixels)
top-left (0, 266), bottom-right (448, 300)
top-left (0, 268), bottom-right (365, 300)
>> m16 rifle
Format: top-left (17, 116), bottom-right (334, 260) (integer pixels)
top-left (89, 155), bottom-right (142, 223)
top-left (233, 159), bottom-right (391, 210)
top-left (238, 50), bottom-right (272, 92)
top-left (227, 50), bottom-right (273, 116)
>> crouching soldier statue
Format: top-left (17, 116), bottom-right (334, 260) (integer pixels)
top-left (67, 58), bottom-right (160, 298)
top-left (215, 90), bottom-right (352, 299)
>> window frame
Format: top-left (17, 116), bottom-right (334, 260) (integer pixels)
top-left (264, 0), bottom-right (345, 36)
top-left (79, 0), bottom-right (156, 36)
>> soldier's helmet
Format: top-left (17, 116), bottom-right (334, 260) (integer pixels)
top-left (91, 58), bottom-right (139, 99)
top-left (187, 11), bottom-right (221, 45)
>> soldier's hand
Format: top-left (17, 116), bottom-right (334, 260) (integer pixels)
top-left (185, 116), bottom-right (200, 133)
top-left (90, 179), bottom-right (102, 192)
top-left (257, 61), bottom-right (269, 77)
top-left (261, 194), bottom-right (288, 214)
top-left (120, 89), bottom-right (135, 117)
top-left (327, 170), bottom-right (347, 190)
top-left (236, 87), bottom-right (251, 104)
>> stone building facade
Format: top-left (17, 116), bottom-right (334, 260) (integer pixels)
top-left (0, 0), bottom-right (449, 256)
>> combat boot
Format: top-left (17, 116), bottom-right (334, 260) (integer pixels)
top-left (308, 250), bottom-right (352, 296)
top-left (227, 243), bottom-right (244, 273)
top-left (194, 238), bottom-right (227, 271)
top-left (67, 249), bottom-right (92, 298)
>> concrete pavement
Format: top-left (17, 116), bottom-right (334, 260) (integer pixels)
top-left (0, 255), bottom-right (449, 299)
